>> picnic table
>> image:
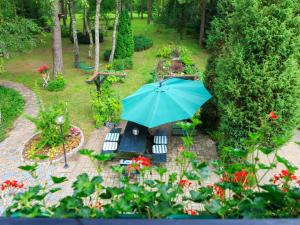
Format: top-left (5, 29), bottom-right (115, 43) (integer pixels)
top-left (118, 121), bottom-right (149, 154)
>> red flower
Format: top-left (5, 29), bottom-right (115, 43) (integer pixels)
top-left (213, 184), bottom-right (225, 199)
top-left (132, 156), bottom-right (151, 167)
top-left (185, 209), bottom-right (198, 216)
top-left (233, 170), bottom-right (248, 184)
top-left (268, 111), bottom-right (278, 120)
top-left (290, 174), bottom-right (297, 180)
top-left (37, 64), bottom-right (49, 74)
top-left (281, 170), bottom-right (289, 177)
top-left (297, 180), bottom-right (300, 187)
top-left (0, 179), bottom-right (24, 191)
top-left (178, 179), bottom-right (192, 188)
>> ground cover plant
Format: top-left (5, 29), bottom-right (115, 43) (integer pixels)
top-left (0, 86), bottom-right (24, 141)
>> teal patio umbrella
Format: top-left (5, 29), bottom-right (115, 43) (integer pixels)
top-left (121, 78), bottom-right (212, 128)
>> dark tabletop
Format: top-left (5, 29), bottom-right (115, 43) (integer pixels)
top-left (118, 121), bottom-right (149, 154)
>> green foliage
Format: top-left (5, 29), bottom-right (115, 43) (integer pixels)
top-left (206, 0), bottom-right (300, 149)
top-left (0, 17), bottom-right (41, 55)
top-left (70, 31), bottom-right (104, 44)
top-left (61, 25), bottom-right (69, 38)
top-left (115, 11), bottom-right (134, 59)
top-left (46, 75), bottom-right (66, 92)
top-left (111, 58), bottom-right (133, 71)
top-left (133, 35), bottom-right (153, 52)
top-left (103, 49), bottom-right (111, 61)
top-left (5, 127), bottom-right (300, 218)
top-left (0, 86), bottom-right (24, 141)
top-left (27, 103), bottom-right (70, 149)
top-left (91, 80), bottom-right (121, 127)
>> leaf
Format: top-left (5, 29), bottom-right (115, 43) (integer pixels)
top-left (93, 153), bottom-right (114, 162)
top-left (79, 149), bottom-right (94, 157)
top-left (276, 155), bottom-right (297, 172)
top-left (49, 187), bottom-right (61, 193)
top-left (205, 199), bottom-right (222, 215)
top-left (258, 163), bottom-right (275, 170)
top-left (51, 176), bottom-right (67, 184)
top-left (18, 164), bottom-right (38, 172)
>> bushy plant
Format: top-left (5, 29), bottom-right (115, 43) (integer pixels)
top-left (0, 17), bottom-right (41, 56)
top-left (114, 11), bottom-right (134, 59)
top-left (91, 80), bottom-right (121, 127)
top-left (111, 57), bottom-right (133, 71)
top-left (70, 31), bottom-right (104, 44)
top-left (206, 0), bottom-right (300, 149)
top-left (60, 25), bottom-right (69, 38)
top-left (46, 75), bottom-right (66, 92)
top-left (27, 103), bottom-right (70, 149)
top-left (0, 87), bottom-right (24, 141)
top-left (103, 49), bottom-right (111, 61)
top-left (133, 35), bottom-right (153, 51)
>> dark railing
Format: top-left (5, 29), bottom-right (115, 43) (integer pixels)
top-left (1, 218), bottom-right (300, 225)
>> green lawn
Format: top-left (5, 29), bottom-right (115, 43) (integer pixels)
top-left (0, 86), bottom-right (25, 141)
top-left (0, 19), bottom-right (210, 138)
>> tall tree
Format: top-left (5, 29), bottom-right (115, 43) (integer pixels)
top-left (109, 0), bottom-right (121, 63)
top-left (140, 0), bottom-right (144, 19)
top-left (60, 0), bottom-right (67, 26)
top-left (68, 0), bottom-right (80, 66)
top-left (199, 0), bottom-right (206, 47)
top-left (147, 0), bottom-right (152, 24)
top-left (130, 0), bottom-right (133, 18)
top-left (94, 0), bottom-right (102, 73)
top-left (52, 0), bottom-right (64, 76)
top-left (83, 4), bottom-right (93, 59)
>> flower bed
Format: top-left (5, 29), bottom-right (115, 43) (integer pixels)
top-left (22, 126), bottom-right (84, 164)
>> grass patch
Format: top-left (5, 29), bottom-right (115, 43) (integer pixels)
top-left (0, 19), bottom-right (210, 138)
top-left (0, 86), bottom-right (25, 141)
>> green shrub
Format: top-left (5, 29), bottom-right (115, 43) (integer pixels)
top-left (70, 31), bottom-right (103, 44)
top-left (206, 0), bottom-right (300, 149)
top-left (27, 103), bottom-right (70, 149)
top-left (103, 49), bottom-right (111, 61)
top-left (0, 17), bottom-right (41, 55)
top-left (46, 75), bottom-right (66, 92)
top-left (0, 86), bottom-right (24, 141)
top-left (91, 80), bottom-right (121, 127)
top-left (111, 58), bottom-right (133, 71)
top-left (61, 25), bottom-right (69, 38)
top-left (133, 35), bottom-right (153, 51)
top-left (115, 11), bottom-right (134, 59)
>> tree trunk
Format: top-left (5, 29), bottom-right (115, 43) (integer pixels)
top-left (130, 0), bottom-right (133, 18)
top-left (157, 0), bottom-right (160, 17)
top-left (68, 0), bottom-right (80, 67)
top-left (109, 0), bottom-right (121, 63)
top-left (199, 0), bottom-right (206, 47)
top-left (94, 0), bottom-right (102, 73)
top-left (140, 0), bottom-right (143, 19)
top-left (52, 0), bottom-right (64, 76)
top-left (61, 0), bottom-right (67, 26)
top-left (147, 0), bottom-right (152, 24)
top-left (84, 6), bottom-right (94, 59)
top-left (83, 7), bottom-right (87, 34)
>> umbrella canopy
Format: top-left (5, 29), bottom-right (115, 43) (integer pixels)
top-left (121, 78), bottom-right (212, 128)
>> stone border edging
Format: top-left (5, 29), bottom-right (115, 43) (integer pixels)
top-left (20, 125), bottom-right (85, 165)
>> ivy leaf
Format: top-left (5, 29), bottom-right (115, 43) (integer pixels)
top-left (51, 176), bottom-right (67, 184)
